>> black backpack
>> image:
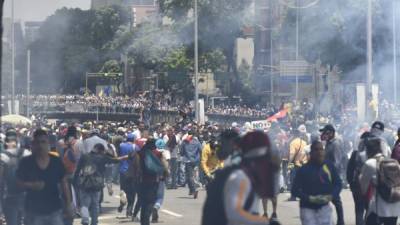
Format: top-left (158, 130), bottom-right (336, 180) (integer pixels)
top-left (201, 165), bottom-right (255, 225)
top-left (3, 149), bottom-right (25, 197)
top-left (77, 155), bottom-right (104, 192)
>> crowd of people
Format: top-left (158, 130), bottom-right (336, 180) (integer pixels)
top-left (4, 94), bottom-right (295, 118)
top-left (10, 93), bottom-right (184, 114)
top-left (1, 105), bottom-right (400, 225)
top-left (206, 104), bottom-right (277, 118)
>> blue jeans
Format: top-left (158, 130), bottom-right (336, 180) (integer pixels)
top-left (177, 161), bottom-right (186, 186)
top-left (80, 190), bottom-right (101, 225)
top-left (3, 196), bottom-right (24, 225)
top-left (25, 210), bottom-right (64, 225)
top-left (154, 181), bottom-right (165, 210)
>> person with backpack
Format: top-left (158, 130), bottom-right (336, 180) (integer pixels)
top-left (370, 121), bottom-right (392, 157)
top-left (151, 139), bottom-right (170, 223)
top-left (133, 138), bottom-right (169, 225)
top-left (0, 129), bottom-right (31, 225)
top-left (292, 141), bottom-right (342, 225)
top-left (202, 130), bottom-right (281, 225)
top-left (359, 137), bottom-right (400, 225)
top-left (391, 128), bottom-right (400, 163)
top-left (320, 124), bottom-right (346, 225)
top-left (61, 126), bottom-right (81, 225)
top-left (74, 143), bottom-right (128, 225)
top-left (118, 132), bottom-right (139, 217)
top-left (346, 131), bottom-right (371, 225)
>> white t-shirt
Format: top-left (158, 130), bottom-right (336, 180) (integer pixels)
top-left (224, 169), bottom-right (268, 225)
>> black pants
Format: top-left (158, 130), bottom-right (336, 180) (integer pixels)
top-left (351, 191), bottom-right (366, 225)
top-left (366, 213), bottom-right (398, 225)
top-left (168, 158), bottom-right (178, 188)
top-left (133, 195), bottom-right (141, 218)
top-left (332, 196), bottom-right (345, 225)
top-left (281, 160), bottom-right (289, 190)
top-left (138, 182), bottom-right (159, 225)
top-left (120, 173), bottom-right (136, 215)
top-left (185, 162), bottom-right (199, 193)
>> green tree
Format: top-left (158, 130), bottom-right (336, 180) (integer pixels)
top-left (158, 0), bottom-right (253, 95)
top-left (101, 59), bottom-right (121, 73)
top-left (30, 6), bottom-right (130, 93)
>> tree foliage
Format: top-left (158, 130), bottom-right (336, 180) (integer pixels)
top-left (158, 0), bottom-right (253, 95)
top-left (30, 6), bottom-right (130, 93)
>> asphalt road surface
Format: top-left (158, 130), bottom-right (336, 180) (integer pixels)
top-left (74, 185), bottom-right (358, 225)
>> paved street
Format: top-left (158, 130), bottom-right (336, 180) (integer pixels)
top-left (75, 186), bottom-right (357, 225)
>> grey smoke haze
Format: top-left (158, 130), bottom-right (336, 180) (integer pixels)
top-left (4, 0), bottom-right (90, 22)
top-left (290, 0), bottom-right (399, 104)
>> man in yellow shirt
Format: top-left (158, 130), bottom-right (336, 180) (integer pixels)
top-left (201, 138), bottom-right (224, 182)
top-left (288, 130), bottom-right (308, 201)
top-left (289, 135), bottom-right (308, 168)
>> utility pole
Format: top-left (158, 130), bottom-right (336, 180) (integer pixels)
top-left (393, 0), bottom-right (398, 104)
top-left (11, 0), bottom-right (15, 114)
top-left (295, 0), bottom-right (299, 101)
top-left (270, 26), bottom-right (274, 104)
top-left (123, 53), bottom-right (128, 94)
top-left (366, 0), bottom-right (373, 97)
top-left (27, 50), bottom-right (31, 117)
top-left (194, 0), bottom-right (199, 123)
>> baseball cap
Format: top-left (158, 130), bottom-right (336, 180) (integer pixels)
top-left (126, 133), bottom-right (135, 142)
top-left (371, 121), bottom-right (384, 131)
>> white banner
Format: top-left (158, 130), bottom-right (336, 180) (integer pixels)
top-left (251, 120), bottom-right (271, 130)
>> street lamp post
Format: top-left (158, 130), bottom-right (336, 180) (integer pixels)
top-left (27, 50), bottom-right (31, 117)
top-left (11, 0), bottom-right (15, 114)
top-left (367, 0), bottom-right (373, 96)
top-left (295, 0), bottom-right (300, 101)
top-left (194, 0), bottom-right (199, 123)
top-left (393, 0), bottom-right (398, 104)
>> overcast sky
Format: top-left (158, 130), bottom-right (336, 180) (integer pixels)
top-left (4, 0), bottom-right (91, 22)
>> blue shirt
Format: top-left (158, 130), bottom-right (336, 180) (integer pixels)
top-left (119, 142), bottom-right (138, 174)
top-left (291, 161), bottom-right (342, 209)
top-left (181, 138), bottom-right (202, 163)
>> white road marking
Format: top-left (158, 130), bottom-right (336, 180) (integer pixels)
top-left (161, 209), bottom-right (183, 218)
top-left (98, 215), bottom-right (118, 220)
